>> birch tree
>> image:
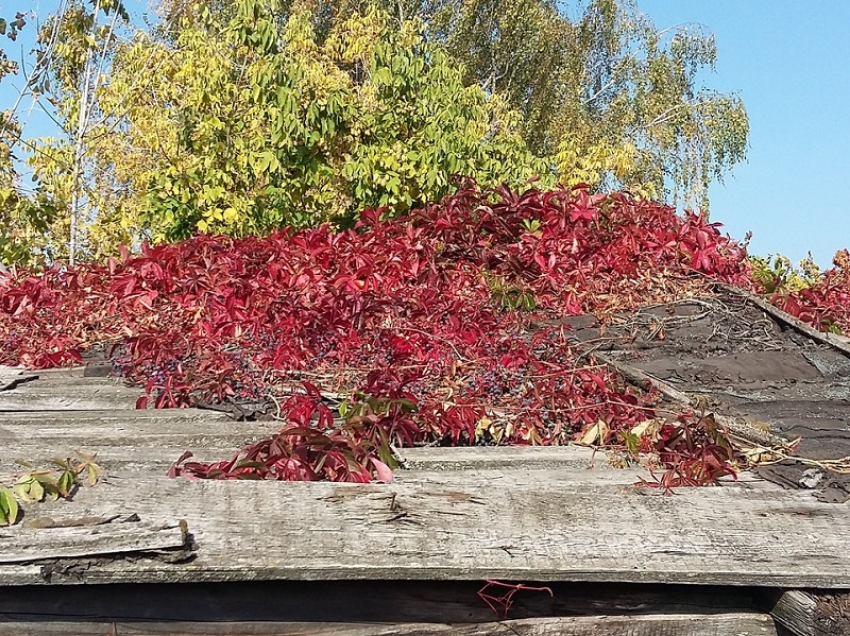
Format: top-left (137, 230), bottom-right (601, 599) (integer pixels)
top-left (285, 0), bottom-right (750, 206)
top-left (26, 0), bottom-right (130, 264)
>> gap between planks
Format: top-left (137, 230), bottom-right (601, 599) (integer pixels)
top-left (0, 579), bottom-right (767, 622)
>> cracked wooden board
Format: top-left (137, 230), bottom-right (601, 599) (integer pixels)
top-left (0, 366), bottom-right (37, 392)
top-left (770, 590), bottom-right (850, 636)
top-left (0, 409), bottom-right (283, 475)
top-left (0, 466), bottom-right (847, 587)
top-left (0, 520), bottom-right (189, 564)
top-left (0, 420), bottom-right (700, 484)
top-left (0, 416), bottom-right (768, 485)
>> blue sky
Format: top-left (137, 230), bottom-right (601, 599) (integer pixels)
top-left (2, 1), bottom-right (848, 266)
top-left (640, 0), bottom-right (850, 266)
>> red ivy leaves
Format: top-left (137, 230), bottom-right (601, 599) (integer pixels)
top-left (765, 249), bottom-right (850, 334)
top-left (169, 390), bottom-right (416, 482)
top-left (0, 184), bottom-right (756, 483)
top-left (641, 412), bottom-right (739, 491)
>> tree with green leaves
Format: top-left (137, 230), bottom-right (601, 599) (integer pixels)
top-left (0, 6), bottom-right (69, 267)
top-left (551, 0), bottom-right (749, 205)
top-left (286, 0), bottom-right (749, 205)
top-left (0, 7), bottom-right (34, 264)
top-left (0, 1), bottom-right (131, 265)
top-left (74, 0), bottom-right (548, 242)
top-left (2, 0), bottom-right (748, 265)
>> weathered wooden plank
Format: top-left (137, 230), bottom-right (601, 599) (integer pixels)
top-left (772, 590), bottom-right (818, 636)
top-left (770, 590), bottom-right (850, 636)
top-left (0, 422), bottom-right (273, 454)
top-left (24, 363), bottom-right (112, 378)
top-left (0, 614), bottom-right (779, 636)
top-left (0, 411), bottom-right (283, 472)
top-left (0, 446), bottom-right (265, 474)
top-left (0, 468), bottom-right (847, 587)
top-left (0, 408), bottom-right (231, 426)
top-left (0, 386), bottom-right (143, 411)
top-left (0, 414), bottom-right (703, 484)
top-left (397, 447), bottom-right (774, 485)
top-left (0, 449), bottom-right (773, 492)
top-left (0, 521), bottom-right (188, 564)
top-left (11, 378), bottom-right (129, 390)
top-left (0, 416), bottom-right (268, 447)
top-left (7, 380), bottom-right (133, 393)
top-left (3, 441), bottom-right (642, 482)
top-left (0, 375), bottom-right (20, 392)
top-left (1, 382), bottom-right (139, 395)
top-left (0, 408), bottom-right (243, 470)
top-left (395, 444), bottom-right (773, 497)
top-left (1, 423), bottom-right (775, 495)
top-left (0, 422), bottom-right (769, 487)
top-left (592, 351), bottom-right (789, 449)
top-left (396, 468), bottom-right (770, 490)
top-left (398, 445), bottom-right (613, 471)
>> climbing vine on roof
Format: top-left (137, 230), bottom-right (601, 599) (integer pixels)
top-left (0, 183), bottom-right (755, 484)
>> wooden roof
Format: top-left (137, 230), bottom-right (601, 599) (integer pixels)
top-left (1, 288), bottom-right (849, 635)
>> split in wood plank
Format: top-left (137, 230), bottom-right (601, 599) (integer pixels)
top-left (0, 519), bottom-right (189, 565)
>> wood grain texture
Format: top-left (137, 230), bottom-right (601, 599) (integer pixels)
top-left (3, 416), bottom-right (746, 487)
top-left (0, 385), bottom-right (142, 411)
top-left (398, 445), bottom-right (618, 471)
top-left (0, 408), bottom-right (276, 471)
top-left (0, 466), bottom-right (847, 587)
top-left (0, 521), bottom-right (188, 564)
top-left (0, 613), bottom-right (779, 636)
top-left (398, 448), bottom-right (773, 490)
top-left (0, 407), bottom-right (230, 428)
top-left (772, 590), bottom-right (818, 636)
top-left (22, 364), bottom-right (112, 378)
top-left (0, 374), bottom-right (143, 411)
top-left (20, 383), bottom-right (127, 393)
top-left (771, 590), bottom-right (850, 636)
top-left (0, 420), bottom-right (772, 488)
